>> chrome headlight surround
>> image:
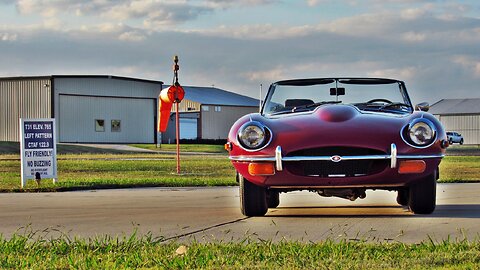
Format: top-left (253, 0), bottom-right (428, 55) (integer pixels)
top-left (401, 118), bottom-right (437, 148)
top-left (237, 121), bottom-right (272, 151)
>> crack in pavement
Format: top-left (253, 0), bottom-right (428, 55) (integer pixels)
top-left (160, 217), bottom-right (250, 242)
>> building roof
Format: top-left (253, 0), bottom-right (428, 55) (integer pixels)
top-left (176, 85), bottom-right (259, 107)
top-left (0, 75), bottom-right (163, 85)
top-left (430, 98), bottom-right (480, 115)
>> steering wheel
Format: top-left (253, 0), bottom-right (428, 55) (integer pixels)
top-left (366, 98), bottom-right (393, 104)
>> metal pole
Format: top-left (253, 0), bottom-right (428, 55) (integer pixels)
top-left (259, 84), bottom-right (263, 113)
top-left (176, 101), bottom-right (180, 174)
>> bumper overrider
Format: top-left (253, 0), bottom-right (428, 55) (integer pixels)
top-left (229, 143), bottom-right (444, 177)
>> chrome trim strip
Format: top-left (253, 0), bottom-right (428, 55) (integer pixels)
top-left (391, 143), bottom-right (397, 168)
top-left (229, 156), bottom-right (276, 162)
top-left (275, 146), bottom-right (283, 171)
top-left (269, 184), bottom-right (406, 189)
top-left (229, 153), bottom-right (444, 162)
top-left (282, 155), bottom-right (391, 161)
top-left (397, 154), bottom-right (445, 159)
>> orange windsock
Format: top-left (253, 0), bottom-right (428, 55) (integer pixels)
top-left (158, 85), bottom-right (185, 132)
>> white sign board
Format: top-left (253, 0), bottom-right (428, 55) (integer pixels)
top-left (19, 118), bottom-right (57, 188)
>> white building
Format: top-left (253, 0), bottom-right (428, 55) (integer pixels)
top-left (430, 98), bottom-right (480, 145)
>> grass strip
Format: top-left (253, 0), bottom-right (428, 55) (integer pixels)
top-left (130, 144), bottom-right (226, 153)
top-left (0, 154), bottom-right (236, 191)
top-left (0, 155), bottom-right (479, 191)
top-left (1, 232), bottom-right (479, 269)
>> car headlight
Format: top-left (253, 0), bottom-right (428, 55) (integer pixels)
top-left (402, 119), bottom-right (437, 148)
top-left (237, 121), bottom-right (272, 151)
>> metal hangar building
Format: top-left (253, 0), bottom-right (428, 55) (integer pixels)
top-left (0, 75), bottom-right (259, 144)
top-left (430, 98), bottom-right (480, 145)
top-left (161, 85), bottom-right (259, 143)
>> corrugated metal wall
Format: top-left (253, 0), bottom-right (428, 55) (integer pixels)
top-left (435, 114), bottom-right (480, 144)
top-left (0, 78), bottom-right (52, 141)
top-left (169, 99), bottom-right (201, 112)
top-left (59, 95), bottom-right (155, 143)
top-left (201, 106), bottom-right (257, 140)
top-left (54, 77), bottom-right (161, 143)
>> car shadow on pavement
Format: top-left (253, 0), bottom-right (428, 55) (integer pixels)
top-left (429, 204), bottom-right (480, 218)
top-left (265, 204), bottom-right (480, 218)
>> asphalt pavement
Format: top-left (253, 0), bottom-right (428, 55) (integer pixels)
top-left (0, 184), bottom-right (479, 243)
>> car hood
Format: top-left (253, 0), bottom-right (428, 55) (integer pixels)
top-left (229, 104), bottom-right (444, 156)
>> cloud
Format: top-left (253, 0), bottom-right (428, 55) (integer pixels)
top-left (118, 31), bottom-right (146, 42)
top-left (12, 0), bottom-right (276, 30)
top-left (1, 0), bottom-right (480, 104)
top-left (452, 55), bottom-right (480, 77)
top-left (0, 32), bottom-right (17, 41)
top-left (402, 31), bottom-right (426, 42)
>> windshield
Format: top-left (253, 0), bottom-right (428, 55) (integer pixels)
top-left (262, 78), bottom-right (412, 116)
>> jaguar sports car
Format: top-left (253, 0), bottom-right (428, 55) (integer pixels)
top-left (225, 78), bottom-right (448, 216)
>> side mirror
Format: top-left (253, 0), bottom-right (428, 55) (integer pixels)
top-left (415, 102), bottom-right (430, 112)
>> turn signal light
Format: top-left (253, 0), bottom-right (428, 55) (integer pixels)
top-left (398, 160), bottom-right (426, 174)
top-left (224, 142), bottom-right (232, 151)
top-left (248, 162), bottom-right (275, 176)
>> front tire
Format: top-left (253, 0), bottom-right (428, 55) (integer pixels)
top-left (396, 189), bottom-right (409, 206)
top-left (408, 172), bottom-right (436, 214)
top-left (239, 174), bottom-right (268, 216)
top-left (460, 139), bottom-right (464, 145)
top-left (267, 190), bottom-right (280, 208)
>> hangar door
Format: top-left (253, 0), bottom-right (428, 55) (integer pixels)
top-left (180, 118), bottom-right (197, 139)
top-left (59, 95), bottom-right (155, 143)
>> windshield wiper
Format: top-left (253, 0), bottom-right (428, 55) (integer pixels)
top-left (378, 102), bottom-right (411, 110)
top-left (353, 102), bottom-right (411, 112)
top-left (292, 101), bottom-right (341, 112)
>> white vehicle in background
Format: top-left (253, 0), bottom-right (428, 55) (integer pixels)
top-left (446, 132), bottom-right (464, 145)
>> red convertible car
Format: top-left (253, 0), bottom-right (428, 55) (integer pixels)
top-left (226, 78), bottom-right (448, 216)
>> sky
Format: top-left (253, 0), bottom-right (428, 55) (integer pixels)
top-left (1, 0), bottom-right (480, 104)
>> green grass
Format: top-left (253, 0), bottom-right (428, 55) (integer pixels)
top-left (0, 154), bottom-right (479, 191)
top-left (0, 154), bottom-right (235, 191)
top-left (1, 233), bottom-right (480, 269)
top-left (446, 145), bottom-right (480, 156)
top-left (130, 144), bottom-right (226, 154)
top-left (439, 156), bottom-right (480, 182)
top-left (1, 140), bottom-right (479, 190)
top-left (0, 141), bottom-right (140, 155)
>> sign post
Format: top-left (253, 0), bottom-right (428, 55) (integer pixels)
top-left (19, 118), bottom-right (58, 188)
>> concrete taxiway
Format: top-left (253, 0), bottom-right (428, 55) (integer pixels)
top-left (0, 184), bottom-right (479, 243)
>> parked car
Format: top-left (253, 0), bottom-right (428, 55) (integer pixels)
top-left (226, 78), bottom-right (449, 216)
top-left (446, 132), bottom-right (464, 145)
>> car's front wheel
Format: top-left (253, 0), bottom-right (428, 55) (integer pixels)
top-left (267, 190), bottom-right (280, 208)
top-left (239, 174), bottom-right (268, 217)
top-left (408, 172), bottom-right (437, 214)
top-left (460, 139), bottom-right (464, 145)
top-left (396, 188), bottom-right (409, 206)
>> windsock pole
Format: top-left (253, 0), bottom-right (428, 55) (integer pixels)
top-left (175, 101), bottom-right (180, 174)
top-left (173, 55), bottom-right (181, 174)
top-left (158, 55), bottom-right (184, 174)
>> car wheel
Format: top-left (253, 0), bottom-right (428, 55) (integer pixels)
top-left (408, 172), bottom-right (436, 214)
top-left (266, 190), bottom-right (280, 208)
top-left (449, 138), bottom-right (453, 144)
top-left (239, 173), bottom-right (268, 217)
top-left (396, 189), bottom-right (409, 206)
top-left (460, 139), bottom-right (464, 145)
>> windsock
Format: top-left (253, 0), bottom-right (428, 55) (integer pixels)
top-left (158, 84), bottom-right (185, 132)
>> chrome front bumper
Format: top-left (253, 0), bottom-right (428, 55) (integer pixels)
top-left (229, 143), bottom-right (444, 172)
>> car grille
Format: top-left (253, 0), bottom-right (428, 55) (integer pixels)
top-left (285, 147), bottom-right (388, 177)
